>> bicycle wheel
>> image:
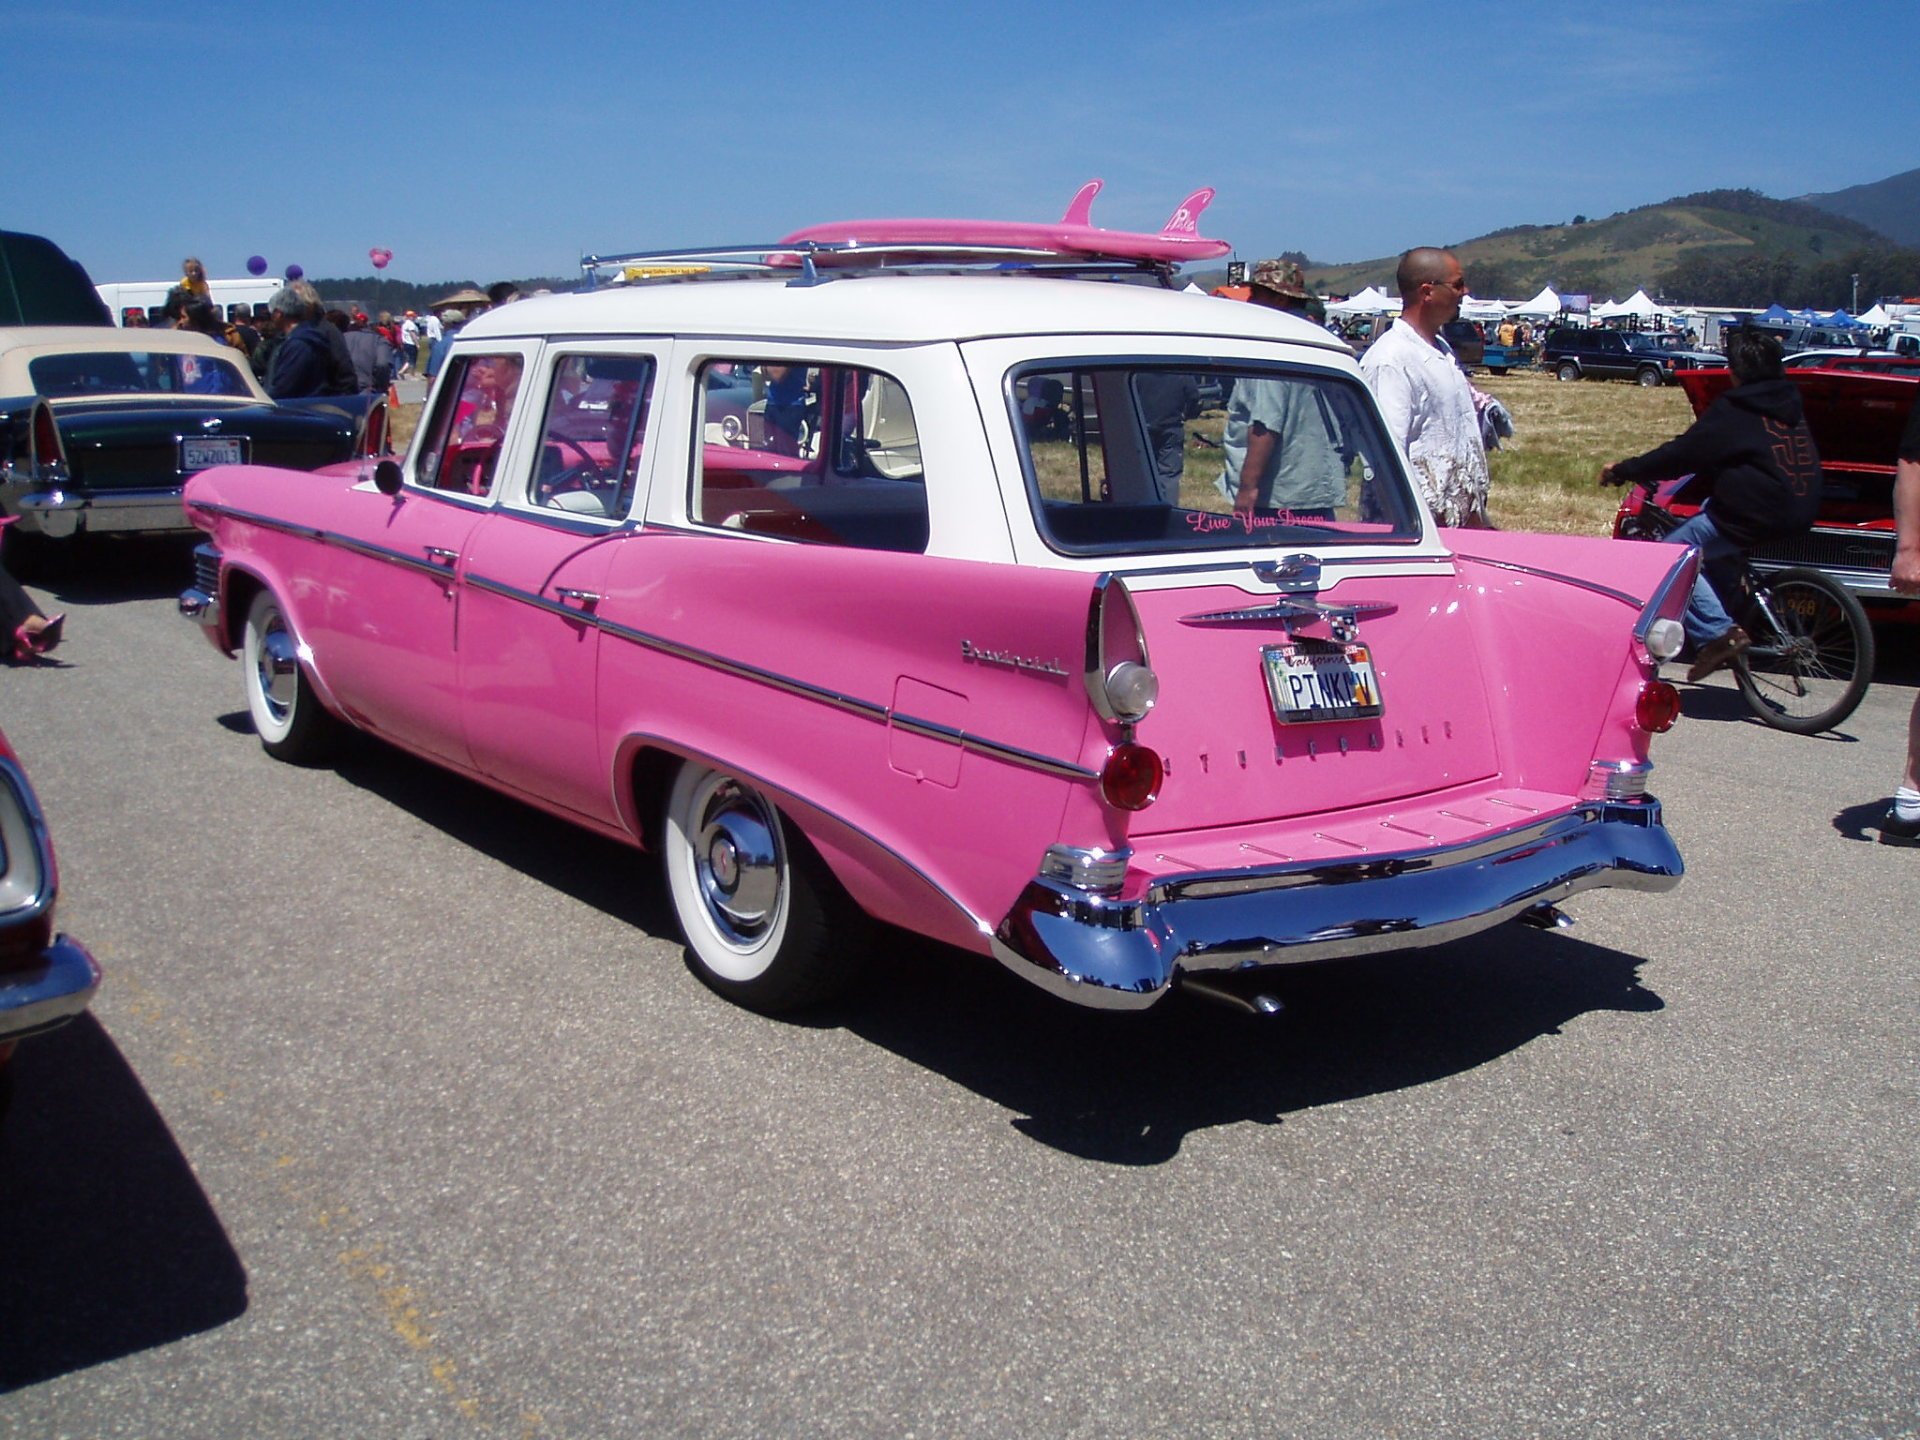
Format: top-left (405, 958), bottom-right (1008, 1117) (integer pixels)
top-left (1733, 567), bottom-right (1875, 734)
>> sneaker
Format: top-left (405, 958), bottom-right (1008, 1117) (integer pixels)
top-left (1879, 808), bottom-right (1920, 847)
top-left (1686, 625), bottom-right (1751, 683)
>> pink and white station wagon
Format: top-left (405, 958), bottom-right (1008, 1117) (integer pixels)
top-left (178, 204), bottom-right (1694, 1014)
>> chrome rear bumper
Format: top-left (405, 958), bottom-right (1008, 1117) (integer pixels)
top-left (0, 935), bottom-right (101, 1043)
top-left (991, 802), bottom-right (1682, 1010)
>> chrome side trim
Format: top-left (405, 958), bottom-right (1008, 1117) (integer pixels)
top-left (597, 612), bottom-right (1099, 781)
top-left (1634, 547), bottom-right (1701, 647)
top-left (188, 503), bottom-right (1098, 784)
top-left (1453, 552), bottom-right (1644, 609)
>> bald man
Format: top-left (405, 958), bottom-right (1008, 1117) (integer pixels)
top-left (1359, 247), bottom-right (1491, 527)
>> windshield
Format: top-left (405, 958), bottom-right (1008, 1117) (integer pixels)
top-left (1012, 362), bottom-right (1422, 555)
top-left (29, 348), bottom-right (256, 399)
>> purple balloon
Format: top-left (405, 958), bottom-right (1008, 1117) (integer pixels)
top-left (284, 263), bottom-right (304, 281)
top-left (246, 254), bottom-right (267, 276)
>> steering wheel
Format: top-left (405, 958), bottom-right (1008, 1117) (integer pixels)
top-left (537, 434), bottom-right (614, 502)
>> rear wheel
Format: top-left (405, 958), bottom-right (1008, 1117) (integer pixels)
top-left (1733, 568), bottom-right (1874, 734)
top-left (242, 589), bottom-right (343, 763)
top-left (1556, 361), bottom-right (1580, 382)
top-left (662, 763), bottom-right (861, 1012)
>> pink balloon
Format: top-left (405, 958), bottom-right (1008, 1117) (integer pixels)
top-left (369, 247), bottom-right (392, 270)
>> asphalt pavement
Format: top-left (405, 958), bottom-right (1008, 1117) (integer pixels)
top-left (0, 541), bottom-right (1915, 1439)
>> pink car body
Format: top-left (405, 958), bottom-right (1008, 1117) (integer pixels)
top-left (179, 257), bottom-right (1694, 1013)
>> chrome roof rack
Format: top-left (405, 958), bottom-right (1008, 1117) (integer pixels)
top-left (578, 240), bottom-right (1182, 291)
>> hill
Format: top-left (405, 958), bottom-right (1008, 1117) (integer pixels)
top-left (1798, 167), bottom-right (1920, 248)
top-left (1298, 190), bottom-right (1897, 306)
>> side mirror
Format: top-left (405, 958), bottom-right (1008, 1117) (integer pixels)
top-left (373, 458), bottom-right (403, 496)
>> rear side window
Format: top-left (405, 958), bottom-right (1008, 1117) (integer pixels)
top-left (1012, 362), bottom-right (1421, 555)
top-left (29, 349), bottom-right (253, 398)
top-left (689, 359), bottom-right (928, 553)
top-left (415, 353), bottom-right (525, 498)
top-left (526, 354), bottom-right (654, 520)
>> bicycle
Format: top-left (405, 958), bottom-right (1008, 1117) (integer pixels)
top-left (1615, 483), bottom-right (1875, 735)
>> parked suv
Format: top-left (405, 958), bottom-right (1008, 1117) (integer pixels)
top-left (1542, 328), bottom-right (1726, 386)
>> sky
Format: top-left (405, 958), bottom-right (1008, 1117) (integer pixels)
top-left (16, 0), bottom-right (1920, 288)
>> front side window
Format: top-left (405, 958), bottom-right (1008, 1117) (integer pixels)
top-left (30, 349), bottom-right (254, 398)
top-left (415, 353), bottom-right (525, 497)
top-left (689, 359), bottom-right (927, 553)
top-left (526, 354), bottom-right (654, 519)
top-left (1014, 362), bottom-right (1420, 555)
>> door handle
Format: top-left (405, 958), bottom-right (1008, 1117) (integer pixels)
top-left (555, 587), bottom-right (602, 611)
top-left (424, 546), bottom-right (459, 568)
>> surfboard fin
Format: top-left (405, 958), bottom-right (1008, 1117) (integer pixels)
top-left (1160, 187), bottom-right (1216, 238)
top-left (1060, 179), bottom-right (1103, 228)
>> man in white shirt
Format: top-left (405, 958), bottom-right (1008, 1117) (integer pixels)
top-left (1360, 248), bottom-right (1491, 527)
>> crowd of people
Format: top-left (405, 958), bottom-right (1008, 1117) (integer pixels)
top-left (128, 258), bottom-right (530, 402)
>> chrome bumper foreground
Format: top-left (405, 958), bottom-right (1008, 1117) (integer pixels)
top-left (990, 803), bottom-right (1682, 1011)
top-left (0, 935), bottom-right (101, 1043)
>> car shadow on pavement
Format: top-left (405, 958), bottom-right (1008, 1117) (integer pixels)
top-left (19, 535), bottom-right (201, 606)
top-left (817, 928), bottom-right (1664, 1166)
top-left (328, 737), bottom-right (679, 937)
top-left (0, 1016), bottom-right (247, 1391)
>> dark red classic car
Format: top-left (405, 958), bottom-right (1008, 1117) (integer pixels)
top-left (1613, 360), bottom-right (1920, 604)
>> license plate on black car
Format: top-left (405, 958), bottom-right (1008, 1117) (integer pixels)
top-left (181, 437), bottom-right (245, 471)
top-left (1263, 641), bottom-right (1383, 724)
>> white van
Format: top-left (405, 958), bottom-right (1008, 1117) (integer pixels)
top-left (95, 277), bottom-right (280, 326)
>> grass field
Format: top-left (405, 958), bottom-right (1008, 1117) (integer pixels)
top-left (388, 365), bottom-right (1697, 538)
top-left (1477, 368), bottom-right (1694, 535)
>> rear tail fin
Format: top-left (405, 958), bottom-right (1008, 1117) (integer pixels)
top-left (1159, 187), bottom-right (1216, 238)
top-left (1060, 179), bottom-right (1103, 228)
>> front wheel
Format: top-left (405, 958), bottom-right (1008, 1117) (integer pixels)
top-left (1556, 361), bottom-right (1580, 382)
top-left (1636, 367), bottom-right (1663, 388)
top-left (662, 763), bottom-right (861, 1012)
top-left (242, 589), bottom-right (343, 763)
top-left (1733, 568), bottom-right (1874, 734)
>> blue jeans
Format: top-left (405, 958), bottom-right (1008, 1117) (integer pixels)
top-left (1664, 510), bottom-right (1738, 646)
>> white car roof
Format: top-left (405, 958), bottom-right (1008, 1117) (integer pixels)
top-left (0, 325), bottom-right (240, 356)
top-left (458, 275), bottom-right (1354, 356)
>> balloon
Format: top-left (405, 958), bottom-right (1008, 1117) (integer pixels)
top-left (285, 263), bottom-right (304, 281)
top-left (246, 254), bottom-right (267, 276)
top-left (369, 247), bottom-right (392, 270)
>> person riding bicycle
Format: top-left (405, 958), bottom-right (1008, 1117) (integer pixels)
top-left (1600, 327), bottom-right (1823, 681)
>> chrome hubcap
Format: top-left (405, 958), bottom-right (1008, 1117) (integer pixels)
top-left (693, 780), bottom-right (781, 945)
top-left (255, 620), bottom-right (300, 722)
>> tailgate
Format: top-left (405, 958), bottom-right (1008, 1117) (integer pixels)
top-left (1128, 569), bottom-right (1499, 836)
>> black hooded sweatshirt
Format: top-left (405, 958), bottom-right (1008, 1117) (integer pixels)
top-left (1612, 377), bottom-right (1823, 548)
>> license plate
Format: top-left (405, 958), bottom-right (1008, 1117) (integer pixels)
top-left (1263, 641), bottom-right (1383, 724)
top-left (181, 437), bottom-right (244, 471)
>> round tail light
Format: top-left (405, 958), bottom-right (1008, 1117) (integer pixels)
top-left (1636, 680), bottom-right (1681, 733)
top-left (1100, 743), bottom-right (1163, 811)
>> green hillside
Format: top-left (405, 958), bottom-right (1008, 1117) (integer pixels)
top-left (1301, 190), bottom-right (1891, 304)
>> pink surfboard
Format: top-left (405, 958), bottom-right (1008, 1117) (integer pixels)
top-left (777, 180), bottom-right (1231, 264)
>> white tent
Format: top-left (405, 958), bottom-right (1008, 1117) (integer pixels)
top-left (1614, 289), bottom-right (1664, 319)
top-left (1511, 285), bottom-right (1561, 316)
top-left (1327, 285), bottom-right (1397, 316)
top-left (1460, 296), bottom-right (1509, 322)
top-left (1858, 303), bottom-right (1893, 326)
